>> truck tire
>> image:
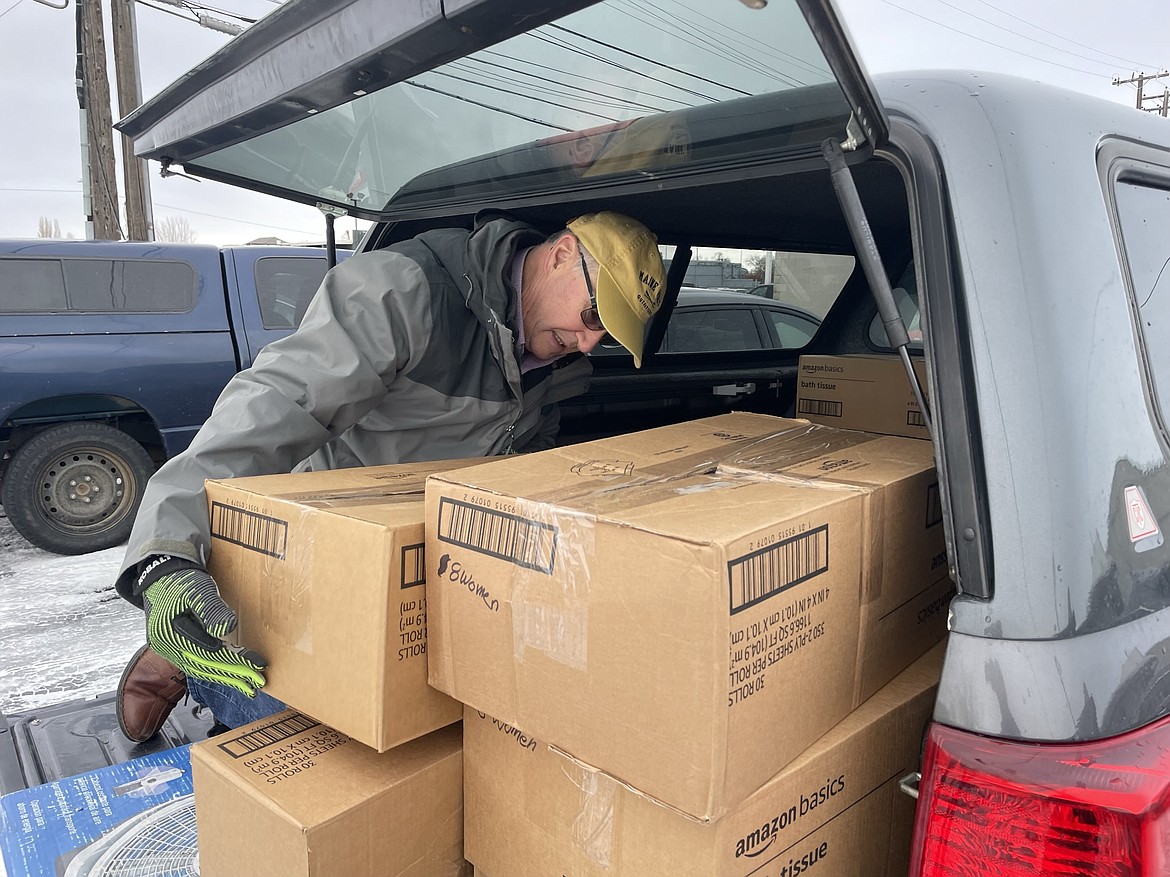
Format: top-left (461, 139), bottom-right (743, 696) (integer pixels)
top-left (1, 423), bottom-right (155, 555)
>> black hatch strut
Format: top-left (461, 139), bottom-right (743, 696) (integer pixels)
top-left (317, 203), bottom-right (349, 268)
top-left (643, 244), bottom-right (692, 362)
top-left (821, 137), bottom-right (934, 441)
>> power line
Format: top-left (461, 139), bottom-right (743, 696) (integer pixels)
top-left (879, 0), bottom-right (1106, 77)
top-left (922, 0), bottom-right (1146, 72)
top-left (134, 0), bottom-right (200, 25)
top-left (139, 0), bottom-right (255, 23)
top-left (480, 49), bottom-right (694, 108)
top-left (969, 0), bottom-right (1162, 70)
top-left (0, 191), bottom-right (323, 236)
top-left (529, 31), bottom-right (721, 103)
top-left (424, 68), bottom-right (621, 123)
top-left (134, 0), bottom-right (251, 32)
top-left (663, 0), bottom-right (832, 81)
top-left (153, 201), bottom-right (321, 235)
top-left (548, 23), bottom-right (751, 97)
top-left (455, 56), bottom-right (672, 114)
top-left (613, 0), bottom-right (795, 88)
top-left (403, 80), bottom-right (572, 132)
top-left (619, 0), bottom-right (808, 88)
top-left (0, 187), bottom-right (84, 193)
top-left (179, 0), bottom-right (256, 23)
top-left (0, 0), bottom-right (24, 20)
top-left (1112, 70), bottom-right (1170, 113)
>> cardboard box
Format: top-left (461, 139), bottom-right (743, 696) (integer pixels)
top-left (427, 413), bottom-right (950, 819)
top-left (796, 354), bottom-right (930, 439)
top-left (712, 414), bottom-right (951, 702)
top-left (192, 711), bottom-right (468, 877)
top-left (563, 413), bottom-right (951, 692)
top-left (427, 425), bottom-right (873, 821)
top-left (205, 461), bottom-right (478, 751)
top-left (1, 746), bottom-right (194, 877)
top-left (464, 642), bottom-right (945, 877)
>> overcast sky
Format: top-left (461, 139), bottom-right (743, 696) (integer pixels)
top-left (1, 0), bottom-right (1167, 246)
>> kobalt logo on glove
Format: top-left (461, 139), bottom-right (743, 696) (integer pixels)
top-left (139, 555), bottom-right (268, 696)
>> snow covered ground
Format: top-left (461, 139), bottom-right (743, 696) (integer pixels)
top-left (0, 510), bottom-right (143, 715)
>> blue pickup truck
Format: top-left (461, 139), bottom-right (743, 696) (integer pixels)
top-left (0, 240), bottom-right (349, 555)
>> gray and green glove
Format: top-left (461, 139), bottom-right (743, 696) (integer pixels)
top-left (138, 556), bottom-right (267, 697)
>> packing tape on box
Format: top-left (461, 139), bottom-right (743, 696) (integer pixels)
top-left (507, 471), bottom-right (787, 670)
top-left (509, 498), bottom-right (593, 671)
top-left (567, 758), bottom-right (619, 868)
top-left (276, 486), bottom-right (432, 507)
top-left (554, 742), bottom-right (714, 867)
top-left (502, 456), bottom-right (880, 671)
top-left (209, 502), bottom-right (316, 656)
top-left (626, 420), bottom-right (876, 481)
top-left (714, 466), bottom-right (880, 603)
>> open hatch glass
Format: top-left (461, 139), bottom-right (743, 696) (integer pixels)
top-left (119, 0), bottom-right (886, 222)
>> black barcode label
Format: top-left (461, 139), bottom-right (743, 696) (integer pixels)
top-left (728, 525), bottom-right (829, 615)
top-left (401, 542), bottom-right (425, 588)
top-left (217, 713), bottom-right (319, 758)
top-left (907, 410), bottom-right (927, 427)
top-left (926, 482), bottom-right (943, 528)
top-left (436, 497), bottom-right (556, 574)
top-left (797, 398), bottom-right (843, 418)
top-left (210, 501), bottom-right (287, 559)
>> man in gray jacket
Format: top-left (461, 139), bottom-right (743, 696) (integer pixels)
top-left (114, 210), bottom-right (666, 741)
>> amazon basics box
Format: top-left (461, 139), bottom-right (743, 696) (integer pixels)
top-left (797, 354), bottom-right (930, 439)
top-left (426, 413), bottom-right (947, 820)
top-left (205, 461), bottom-right (479, 751)
top-left (192, 711), bottom-right (468, 877)
top-left (464, 643), bottom-right (944, 877)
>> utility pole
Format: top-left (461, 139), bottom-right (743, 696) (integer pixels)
top-left (110, 0), bottom-right (154, 240)
top-left (1112, 70), bottom-right (1170, 113)
top-left (77, 0), bottom-right (122, 240)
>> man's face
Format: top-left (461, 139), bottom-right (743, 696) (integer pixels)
top-left (522, 236), bottom-right (608, 361)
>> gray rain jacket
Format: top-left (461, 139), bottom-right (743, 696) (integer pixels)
top-left (115, 216), bottom-right (590, 604)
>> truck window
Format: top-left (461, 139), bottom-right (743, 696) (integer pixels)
top-left (1115, 180), bottom-right (1170, 439)
top-left (253, 256), bottom-right (332, 329)
top-left (0, 258), bottom-right (67, 311)
top-left (674, 248), bottom-right (852, 319)
top-left (767, 309), bottom-right (818, 349)
top-left (62, 259), bottom-right (197, 312)
top-left (665, 308), bottom-right (761, 352)
top-left (867, 262), bottom-right (924, 351)
top-left (0, 257), bottom-right (196, 313)
top-left (591, 245), bottom-right (845, 356)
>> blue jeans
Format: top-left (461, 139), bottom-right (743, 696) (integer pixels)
top-left (187, 678), bottom-right (287, 729)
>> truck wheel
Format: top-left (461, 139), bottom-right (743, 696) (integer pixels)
top-left (1, 423), bottom-right (155, 555)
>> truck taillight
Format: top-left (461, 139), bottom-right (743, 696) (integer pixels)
top-left (909, 716), bottom-right (1170, 876)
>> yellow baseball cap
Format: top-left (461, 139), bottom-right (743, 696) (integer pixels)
top-left (568, 211), bottom-right (666, 368)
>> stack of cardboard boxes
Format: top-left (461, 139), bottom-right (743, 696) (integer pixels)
top-left (191, 461), bottom-right (479, 877)
top-left (188, 355), bottom-right (951, 876)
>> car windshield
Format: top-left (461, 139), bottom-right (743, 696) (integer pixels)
top-left (192, 0), bottom-right (854, 219)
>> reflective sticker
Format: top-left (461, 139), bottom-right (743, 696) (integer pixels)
top-left (1125, 485), bottom-right (1164, 553)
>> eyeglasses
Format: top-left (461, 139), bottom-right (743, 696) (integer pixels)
top-left (578, 250), bottom-right (604, 332)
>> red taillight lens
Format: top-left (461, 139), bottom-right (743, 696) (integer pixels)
top-left (909, 716), bottom-right (1170, 876)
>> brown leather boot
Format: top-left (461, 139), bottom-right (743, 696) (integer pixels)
top-left (116, 644), bottom-right (187, 742)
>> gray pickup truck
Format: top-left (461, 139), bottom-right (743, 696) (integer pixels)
top-left (0, 242), bottom-right (347, 555)
top-left (3, 0), bottom-right (1168, 875)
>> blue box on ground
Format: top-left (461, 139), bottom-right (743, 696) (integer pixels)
top-left (0, 745), bottom-right (195, 877)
